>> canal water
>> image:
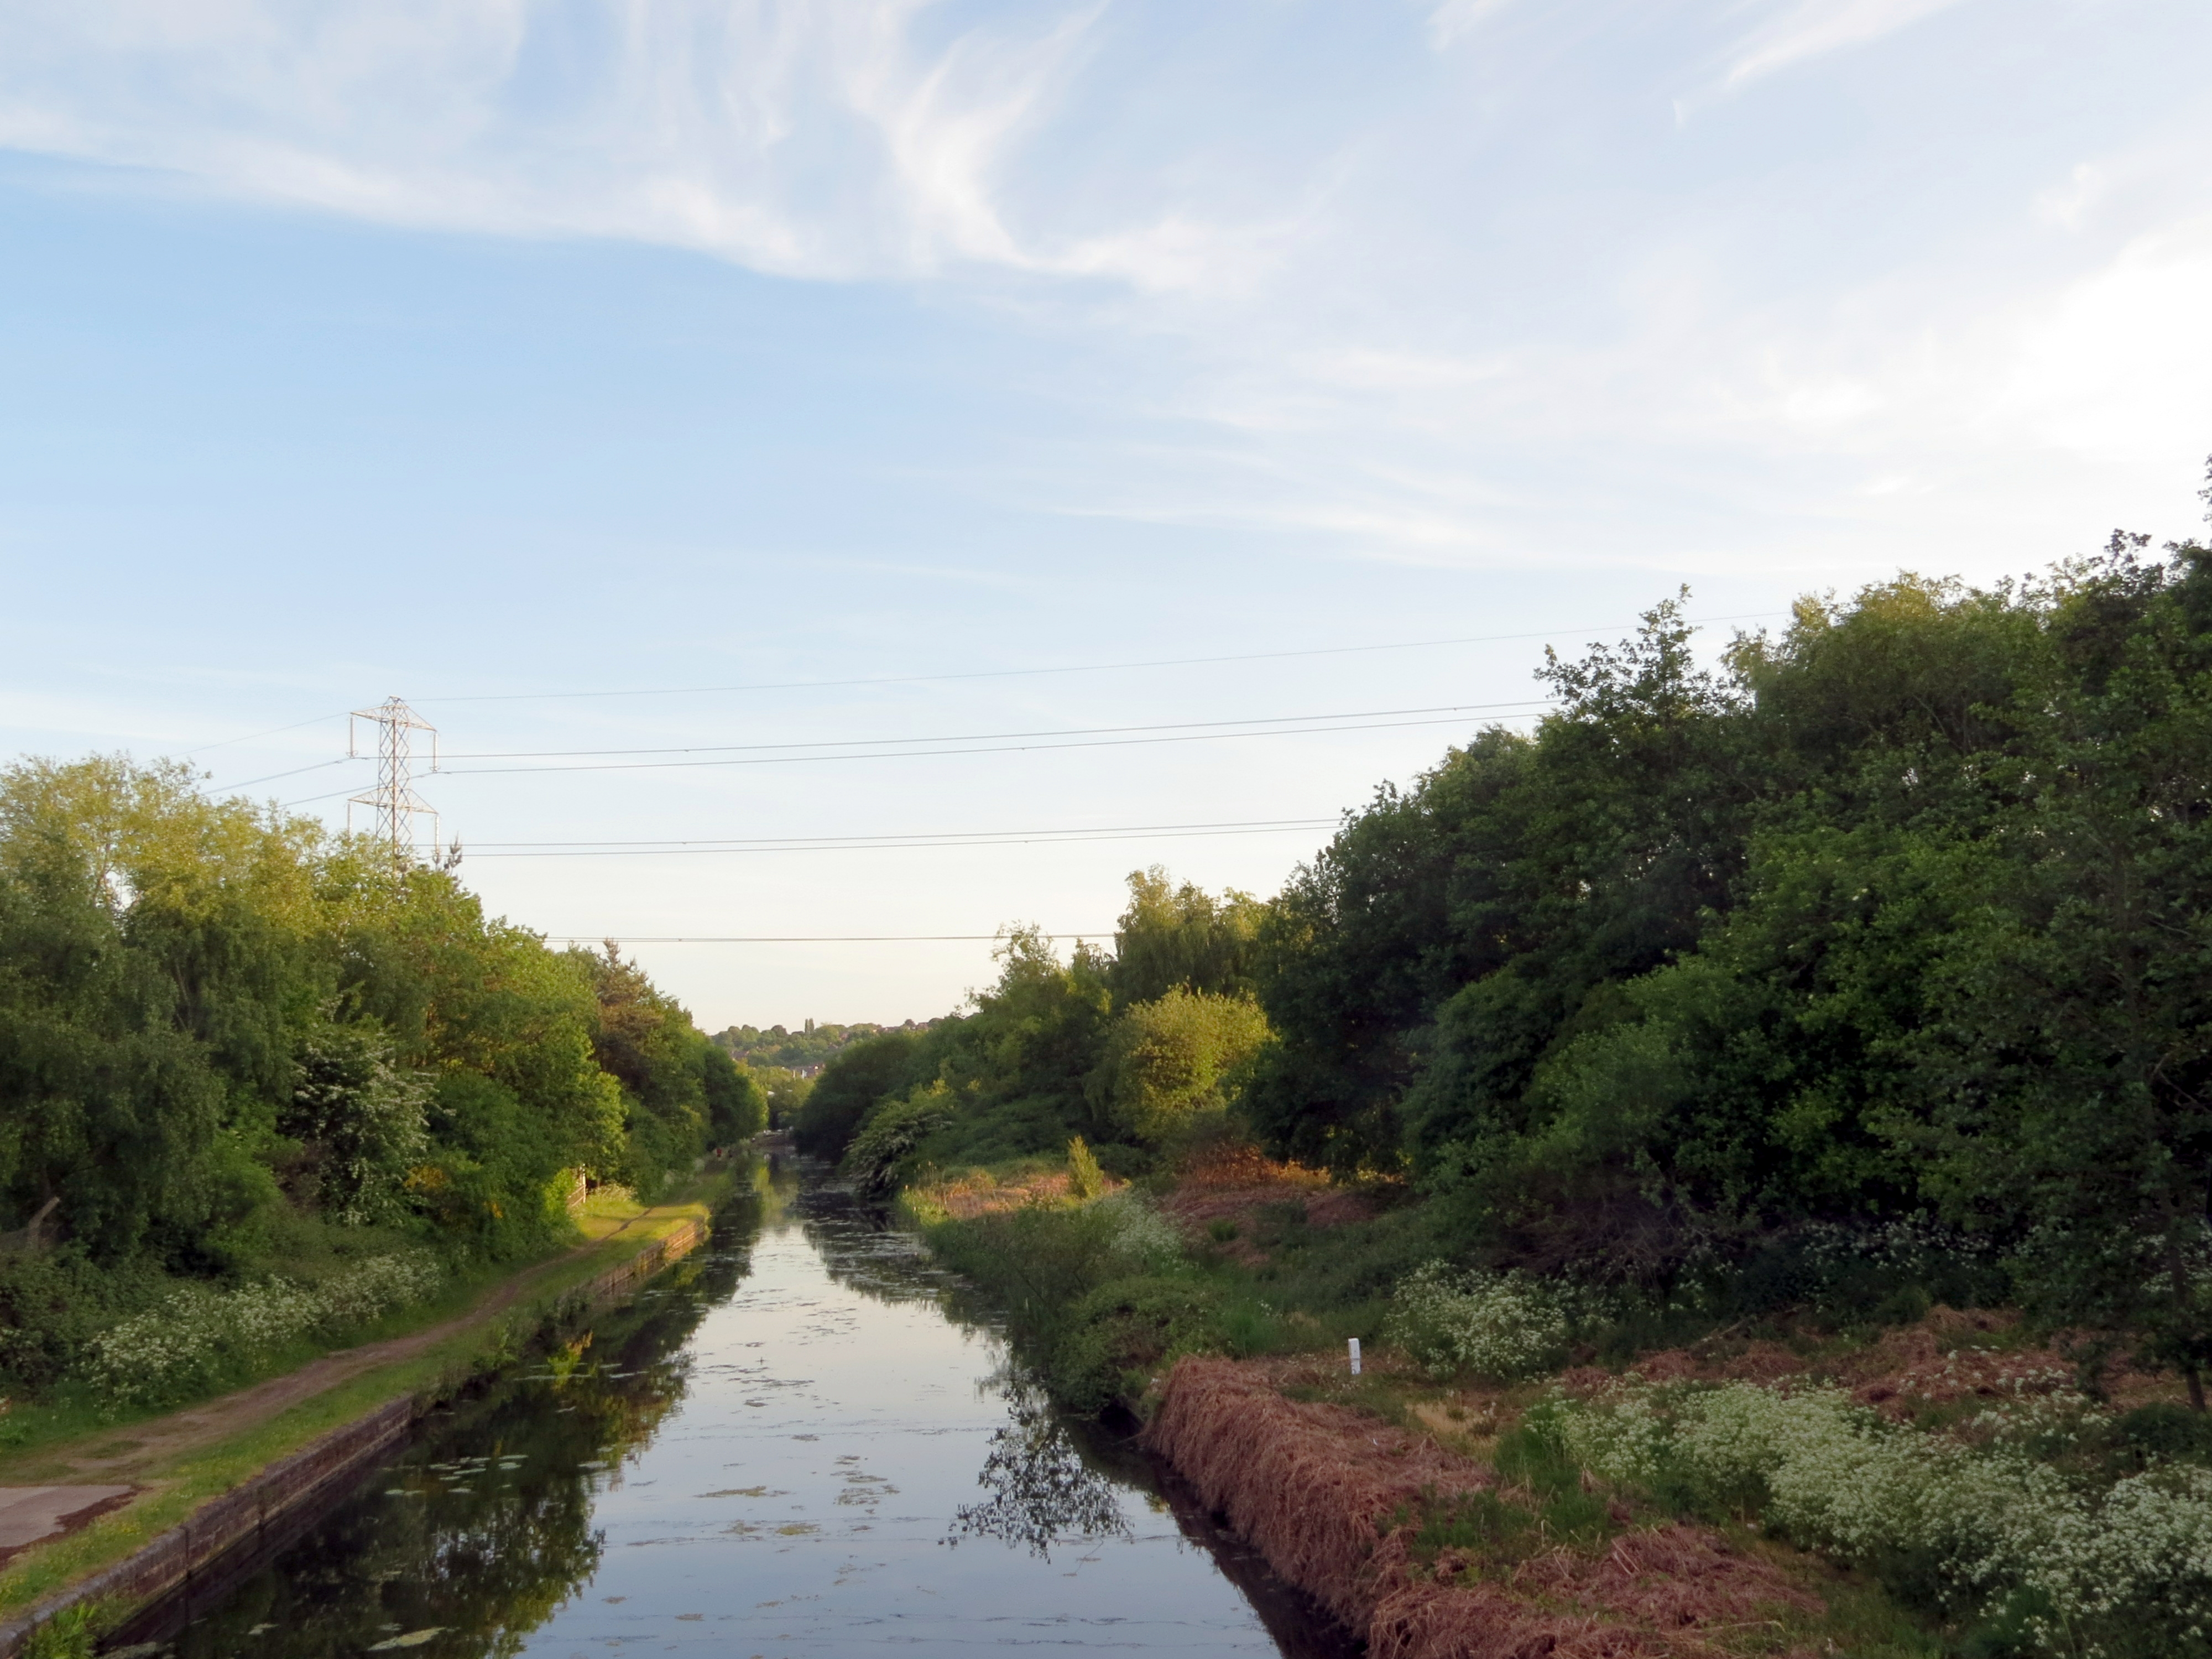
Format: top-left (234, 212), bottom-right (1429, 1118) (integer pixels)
top-left (120, 1160), bottom-right (1350, 1659)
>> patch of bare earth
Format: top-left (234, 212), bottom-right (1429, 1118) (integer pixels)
top-left (1144, 1357), bottom-right (1820, 1659)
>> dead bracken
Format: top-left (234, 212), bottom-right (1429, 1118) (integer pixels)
top-left (1144, 1356), bottom-right (1820, 1659)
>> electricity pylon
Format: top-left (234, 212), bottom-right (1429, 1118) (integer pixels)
top-left (348, 697), bottom-right (455, 873)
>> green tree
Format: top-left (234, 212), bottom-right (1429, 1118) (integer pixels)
top-left (1106, 868), bottom-right (1265, 1006)
top-left (1093, 988), bottom-right (1270, 1145)
top-left (793, 1031), bottom-right (926, 1160)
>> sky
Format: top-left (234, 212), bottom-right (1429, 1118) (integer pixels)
top-left (2, 0), bottom-right (2209, 1032)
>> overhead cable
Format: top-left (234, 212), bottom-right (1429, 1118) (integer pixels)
top-left (541, 933), bottom-right (1112, 944)
top-left (412, 609), bottom-right (1788, 705)
top-left (457, 817), bottom-right (1340, 857)
top-left (437, 700), bottom-right (1550, 763)
top-left (463, 815), bottom-right (1334, 847)
top-left (438, 707), bottom-right (1548, 778)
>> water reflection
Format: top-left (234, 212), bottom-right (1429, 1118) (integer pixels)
top-left (118, 1157), bottom-right (1354, 1659)
top-left (946, 1375), bottom-right (1132, 1558)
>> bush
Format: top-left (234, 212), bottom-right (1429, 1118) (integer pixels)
top-left (1054, 1275), bottom-right (1228, 1412)
top-left (0, 1247), bottom-right (163, 1397)
top-left (1067, 1136), bottom-right (1105, 1201)
top-left (1554, 1378), bottom-right (2212, 1658)
top-left (79, 1251), bottom-right (441, 1408)
top-left (922, 1187), bottom-right (1220, 1410)
top-left (1093, 988), bottom-right (1270, 1145)
top-left (1383, 1260), bottom-right (1568, 1380)
top-left (842, 1084), bottom-right (957, 1196)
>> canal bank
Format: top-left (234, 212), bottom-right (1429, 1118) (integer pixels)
top-left (0, 1177), bottom-right (732, 1658)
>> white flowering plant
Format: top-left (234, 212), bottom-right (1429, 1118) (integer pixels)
top-left (81, 1251), bottom-right (442, 1409)
top-left (1383, 1260), bottom-right (1569, 1381)
top-left (1548, 1376), bottom-right (2212, 1658)
top-left (1098, 1190), bottom-right (1185, 1270)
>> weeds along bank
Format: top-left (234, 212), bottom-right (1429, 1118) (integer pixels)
top-left (0, 757), bottom-right (765, 1438)
top-left (909, 1154), bottom-right (2212, 1658)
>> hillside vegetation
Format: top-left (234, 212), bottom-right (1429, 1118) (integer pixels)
top-left (0, 757), bottom-right (763, 1420)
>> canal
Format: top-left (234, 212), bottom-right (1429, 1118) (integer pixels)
top-left (118, 1159), bottom-right (1352, 1659)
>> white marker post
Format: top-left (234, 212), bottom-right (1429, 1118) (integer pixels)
top-left (1348, 1337), bottom-right (1362, 1376)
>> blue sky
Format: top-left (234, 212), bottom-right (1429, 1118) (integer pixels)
top-left (2, 0), bottom-right (2209, 1030)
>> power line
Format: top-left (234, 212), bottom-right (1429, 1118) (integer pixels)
top-left (211, 757), bottom-right (353, 792)
top-left (185, 607), bottom-right (1782, 776)
top-left (412, 610), bottom-right (1788, 706)
top-left (462, 815), bottom-right (1335, 847)
top-left (452, 817), bottom-right (1340, 857)
top-left (181, 710), bottom-right (350, 760)
top-left (251, 702), bottom-right (1543, 801)
top-left (439, 707), bottom-right (1548, 779)
top-left (437, 700), bottom-right (1550, 763)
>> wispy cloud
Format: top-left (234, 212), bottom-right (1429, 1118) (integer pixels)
top-left (0, 0), bottom-right (1259, 286)
top-left (1, 0), bottom-right (2205, 588)
top-left (1426, 0), bottom-right (1517, 49)
top-left (1717, 0), bottom-right (1973, 91)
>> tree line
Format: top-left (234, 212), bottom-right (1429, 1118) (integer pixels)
top-left (0, 757), bottom-right (762, 1400)
top-left (801, 531), bottom-right (2212, 1399)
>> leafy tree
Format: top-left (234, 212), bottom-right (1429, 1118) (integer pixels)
top-left (0, 754), bottom-right (734, 1397)
top-left (1092, 987), bottom-right (1270, 1145)
top-left (1105, 868), bottom-right (1264, 1006)
top-left (792, 1030), bottom-right (926, 1160)
top-left (753, 1065), bottom-right (813, 1130)
top-left (284, 1017), bottom-right (428, 1224)
top-left (702, 1048), bottom-right (768, 1145)
top-left (573, 943), bottom-right (714, 1196)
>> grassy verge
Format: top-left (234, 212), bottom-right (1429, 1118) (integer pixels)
top-left (904, 1160), bottom-right (1437, 1414)
top-left (906, 1163), bottom-right (1970, 1657)
top-left (0, 1170), bottom-right (735, 1626)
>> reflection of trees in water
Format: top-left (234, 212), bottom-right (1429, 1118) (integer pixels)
top-left (153, 1185), bottom-right (771, 1659)
top-left (785, 1167), bottom-right (975, 1314)
top-left (947, 1376), bottom-right (1132, 1559)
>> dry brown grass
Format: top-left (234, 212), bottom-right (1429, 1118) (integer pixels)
top-left (1144, 1357), bottom-right (1820, 1659)
top-left (1156, 1144), bottom-right (1373, 1262)
top-left (910, 1167), bottom-right (1133, 1220)
top-left (1557, 1304), bottom-right (2179, 1425)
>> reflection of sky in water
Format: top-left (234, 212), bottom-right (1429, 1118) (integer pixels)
top-left (556, 1190), bottom-right (1255, 1655)
top-left (135, 1165), bottom-right (1338, 1659)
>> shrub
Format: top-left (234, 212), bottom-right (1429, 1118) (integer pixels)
top-left (1067, 1136), bottom-right (1105, 1201)
top-left (1097, 1190), bottom-right (1183, 1268)
top-left (841, 1083), bottom-right (957, 1196)
top-left (792, 1032), bottom-right (925, 1160)
top-left (1383, 1260), bottom-right (1568, 1380)
top-left (79, 1250), bottom-right (441, 1408)
top-left (1093, 988), bottom-right (1270, 1145)
top-left (1553, 1378), bottom-right (2212, 1658)
top-left (1055, 1275), bottom-right (1228, 1412)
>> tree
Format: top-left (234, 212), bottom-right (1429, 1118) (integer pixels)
top-left (1093, 988), bottom-right (1270, 1145)
top-left (793, 1031), bottom-right (926, 1160)
top-left (1106, 868), bottom-right (1265, 1006)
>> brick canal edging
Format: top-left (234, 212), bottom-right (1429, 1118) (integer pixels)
top-left (0, 1215), bottom-right (711, 1658)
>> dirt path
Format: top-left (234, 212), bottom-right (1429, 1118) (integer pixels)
top-left (38, 1204), bottom-right (679, 1487)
